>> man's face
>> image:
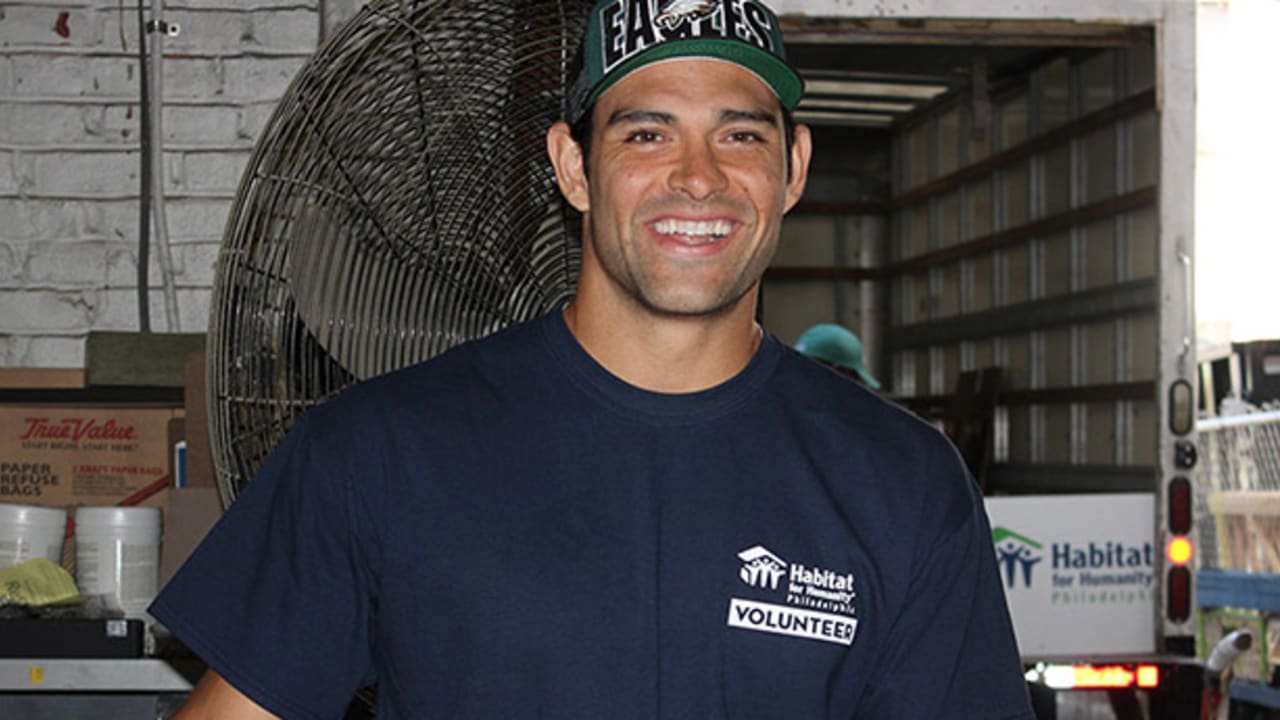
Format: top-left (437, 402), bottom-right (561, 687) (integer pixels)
top-left (568, 58), bottom-right (810, 319)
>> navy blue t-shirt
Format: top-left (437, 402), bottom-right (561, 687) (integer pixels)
top-left (151, 312), bottom-right (1034, 719)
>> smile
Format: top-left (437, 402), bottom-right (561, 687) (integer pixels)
top-left (651, 218), bottom-right (734, 245)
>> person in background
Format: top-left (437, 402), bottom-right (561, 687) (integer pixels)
top-left (794, 323), bottom-right (881, 389)
top-left (151, 1), bottom-right (1034, 717)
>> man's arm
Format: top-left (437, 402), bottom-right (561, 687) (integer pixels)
top-left (172, 670), bottom-right (278, 720)
top-left (150, 409), bottom-right (379, 718)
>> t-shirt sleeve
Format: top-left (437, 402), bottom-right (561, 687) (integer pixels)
top-left (859, 438), bottom-right (1035, 719)
top-left (149, 410), bottom-right (378, 720)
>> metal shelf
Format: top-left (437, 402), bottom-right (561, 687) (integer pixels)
top-left (0, 659), bottom-right (194, 693)
top-left (1231, 679), bottom-right (1280, 710)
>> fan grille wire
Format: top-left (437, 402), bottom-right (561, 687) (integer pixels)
top-left (210, 0), bottom-right (592, 504)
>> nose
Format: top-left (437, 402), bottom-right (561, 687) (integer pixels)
top-left (668, 139), bottom-right (728, 200)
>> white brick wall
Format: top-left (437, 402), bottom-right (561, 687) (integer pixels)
top-left (0, 0), bottom-right (371, 368)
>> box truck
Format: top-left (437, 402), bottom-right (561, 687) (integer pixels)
top-left (760, 1), bottom-right (1200, 715)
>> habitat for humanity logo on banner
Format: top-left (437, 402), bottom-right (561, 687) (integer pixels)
top-left (992, 524), bottom-right (1153, 606)
top-left (993, 527), bottom-right (1043, 589)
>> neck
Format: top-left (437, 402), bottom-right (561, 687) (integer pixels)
top-left (562, 296), bottom-right (763, 394)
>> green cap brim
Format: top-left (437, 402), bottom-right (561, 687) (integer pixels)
top-left (853, 367), bottom-right (881, 390)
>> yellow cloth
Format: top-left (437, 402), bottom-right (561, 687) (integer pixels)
top-left (0, 558), bottom-right (79, 606)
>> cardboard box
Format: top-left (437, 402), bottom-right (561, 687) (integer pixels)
top-left (0, 405), bottom-right (180, 510)
top-left (0, 368), bottom-right (85, 390)
top-left (159, 487), bottom-right (223, 588)
top-left (182, 353), bottom-right (216, 489)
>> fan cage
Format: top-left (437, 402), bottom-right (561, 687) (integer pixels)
top-left (209, 0), bottom-right (592, 504)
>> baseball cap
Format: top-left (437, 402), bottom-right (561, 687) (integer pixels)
top-left (564, 0), bottom-right (805, 126)
top-left (795, 324), bottom-right (880, 389)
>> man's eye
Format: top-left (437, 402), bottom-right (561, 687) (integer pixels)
top-left (626, 130), bottom-right (663, 143)
top-left (728, 131), bottom-right (766, 143)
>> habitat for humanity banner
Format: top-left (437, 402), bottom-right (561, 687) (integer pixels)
top-left (984, 493), bottom-right (1157, 657)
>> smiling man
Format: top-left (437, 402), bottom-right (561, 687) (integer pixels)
top-left (151, 1), bottom-right (1034, 718)
top-left (548, 55), bottom-right (805, 392)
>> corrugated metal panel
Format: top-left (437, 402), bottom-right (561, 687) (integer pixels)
top-left (884, 48), bottom-right (1160, 491)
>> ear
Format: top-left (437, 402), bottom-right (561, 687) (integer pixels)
top-left (783, 122), bottom-right (812, 213)
top-left (547, 121), bottom-right (590, 212)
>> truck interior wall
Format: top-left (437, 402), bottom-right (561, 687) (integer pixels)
top-left (766, 215), bottom-right (864, 346)
top-left (764, 38), bottom-right (1163, 494)
top-left (891, 47), bottom-right (1160, 492)
top-left (765, 125), bottom-right (889, 354)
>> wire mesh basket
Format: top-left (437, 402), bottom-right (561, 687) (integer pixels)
top-left (1195, 410), bottom-right (1280, 572)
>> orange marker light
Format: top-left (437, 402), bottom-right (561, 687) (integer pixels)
top-left (1068, 664), bottom-right (1161, 690)
top-left (1167, 536), bottom-right (1193, 565)
top-left (1073, 665), bottom-right (1136, 689)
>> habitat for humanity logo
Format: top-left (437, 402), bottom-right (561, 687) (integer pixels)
top-left (738, 545), bottom-right (786, 589)
top-left (992, 525), bottom-right (1155, 605)
top-left (727, 545), bottom-right (858, 647)
top-left (993, 526), bottom-right (1043, 589)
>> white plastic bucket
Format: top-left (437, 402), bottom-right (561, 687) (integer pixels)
top-left (0, 503), bottom-right (67, 569)
top-left (74, 506), bottom-right (162, 618)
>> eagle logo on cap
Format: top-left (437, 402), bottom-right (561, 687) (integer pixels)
top-left (656, 0), bottom-right (718, 30)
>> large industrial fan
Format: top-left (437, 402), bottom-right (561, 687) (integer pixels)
top-left (208, 0), bottom-right (594, 504)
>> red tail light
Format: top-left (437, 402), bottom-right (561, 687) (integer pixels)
top-left (1168, 476), bottom-right (1192, 534)
top-left (1167, 565), bottom-right (1191, 622)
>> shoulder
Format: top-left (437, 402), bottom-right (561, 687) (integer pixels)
top-left (325, 315), bottom-right (548, 406)
top-left (290, 314), bottom-right (555, 451)
top-left (771, 345), bottom-right (957, 466)
top-left (769, 343), bottom-right (978, 534)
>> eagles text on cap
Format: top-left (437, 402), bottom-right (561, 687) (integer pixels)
top-left (598, 0), bottom-right (778, 75)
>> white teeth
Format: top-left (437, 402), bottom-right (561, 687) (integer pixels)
top-left (654, 218), bottom-right (732, 240)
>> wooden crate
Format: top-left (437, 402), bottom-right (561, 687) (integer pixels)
top-left (1208, 491), bottom-right (1280, 574)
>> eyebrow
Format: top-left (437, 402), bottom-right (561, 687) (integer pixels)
top-left (605, 108), bottom-right (779, 127)
top-left (606, 109), bottom-right (676, 126)
top-left (719, 108), bottom-right (778, 126)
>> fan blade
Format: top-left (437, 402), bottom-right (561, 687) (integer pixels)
top-left (288, 204), bottom-right (434, 380)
